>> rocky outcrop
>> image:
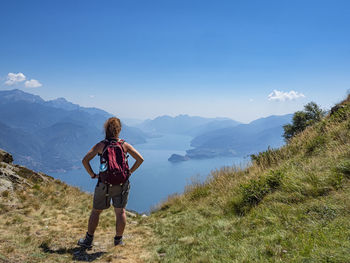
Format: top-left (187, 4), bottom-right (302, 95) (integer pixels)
top-left (0, 149), bottom-right (13, 164)
top-left (0, 149), bottom-right (52, 196)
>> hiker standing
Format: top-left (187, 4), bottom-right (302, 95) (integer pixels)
top-left (78, 117), bottom-right (144, 248)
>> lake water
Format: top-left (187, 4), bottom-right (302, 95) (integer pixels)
top-left (50, 134), bottom-right (246, 214)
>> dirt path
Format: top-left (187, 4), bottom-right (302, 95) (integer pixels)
top-left (39, 215), bottom-right (156, 263)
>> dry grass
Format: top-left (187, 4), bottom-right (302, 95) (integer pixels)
top-left (0, 170), bottom-right (157, 263)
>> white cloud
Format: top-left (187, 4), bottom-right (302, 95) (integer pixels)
top-left (5, 72), bottom-right (26, 85)
top-left (89, 95), bottom-right (95, 98)
top-left (25, 79), bottom-right (42, 88)
top-left (268, 90), bottom-right (305, 102)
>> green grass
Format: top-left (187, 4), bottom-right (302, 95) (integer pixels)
top-left (143, 96), bottom-right (350, 262)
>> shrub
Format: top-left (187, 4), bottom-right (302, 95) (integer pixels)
top-left (283, 102), bottom-right (325, 141)
top-left (330, 105), bottom-right (348, 123)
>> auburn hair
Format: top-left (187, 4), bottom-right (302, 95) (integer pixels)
top-left (104, 117), bottom-right (122, 139)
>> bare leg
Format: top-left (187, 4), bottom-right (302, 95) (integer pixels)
top-left (87, 208), bottom-right (103, 235)
top-left (114, 207), bottom-right (126, 236)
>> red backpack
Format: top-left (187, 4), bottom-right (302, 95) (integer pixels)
top-left (98, 138), bottom-right (130, 185)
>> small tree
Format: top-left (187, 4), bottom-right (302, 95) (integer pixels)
top-left (283, 102), bottom-right (325, 141)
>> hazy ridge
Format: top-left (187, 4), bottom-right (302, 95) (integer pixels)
top-left (0, 89), bottom-right (148, 172)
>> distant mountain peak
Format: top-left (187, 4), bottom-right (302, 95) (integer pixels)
top-left (0, 89), bottom-right (111, 117)
top-left (46, 97), bottom-right (79, 111)
top-left (52, 97), bottom-right (68, 102)
top-left (0, 89), bottom-right (45, 103)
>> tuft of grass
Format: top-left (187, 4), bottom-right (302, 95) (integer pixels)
top-left (32, 184), bottom-right (40, 190)
top-left (250, 147), bottom-right (281, 169)
top-left (335, 159), bottom-right (350, 178)
top-left (1, 190), bottom-right (9, 198)
top-left (16, 166), bottom-right (43, 183)
top-left (229, 170), bottom-right (284, 215)
top-left (185, 183), bottom-right (211, 201)
top-left (305, 134), bottom-right (327, 154)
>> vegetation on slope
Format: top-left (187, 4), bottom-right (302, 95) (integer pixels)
top-left (0, 150), bottom-right (155, 263)
top-left (2, 96), bottom-right (350, 263)
top-left (144, 96), bottom-right (350, 262)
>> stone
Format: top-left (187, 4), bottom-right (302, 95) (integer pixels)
top-left (0, 178), bottom-right (13, 193)
top-left (0, 149), bottom-right (13, 164)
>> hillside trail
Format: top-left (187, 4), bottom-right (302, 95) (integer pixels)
top-left (38, 211), bottom-right (155, 263)
top-left (0, 151), bottom-right (156, 263)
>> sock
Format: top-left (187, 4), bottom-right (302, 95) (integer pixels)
top-left (86, 232), bottom-right (93, 239)
top-left (114, 235), bottom-right (122, 240)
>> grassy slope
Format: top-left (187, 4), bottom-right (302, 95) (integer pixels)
top-left (0, 162), bottom-right (156, 263)
top-left (2, 97), bottom-right (350, 263)
top-left (144, 97), bottom-right (350, 262)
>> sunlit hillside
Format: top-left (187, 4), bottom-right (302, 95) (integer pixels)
top-left (2, 96), bottom-right (350, 262)
top-left (0, 149), bottom-right (155, 263)
top-left (143, 96), bottom-right (350, 262)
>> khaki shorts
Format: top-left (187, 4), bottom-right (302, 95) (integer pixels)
top-left (93, 180), bottom-right (130, 210)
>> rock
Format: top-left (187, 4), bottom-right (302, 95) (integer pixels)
top-left (0, 178), bottom-right (13, 193)
top-left (168, 154), bottom-right (189, 162)
top-left (0, 149), bottom-right (13, 164)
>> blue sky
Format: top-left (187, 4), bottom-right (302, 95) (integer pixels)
top-left (1, 0), bottom-right (349, 122)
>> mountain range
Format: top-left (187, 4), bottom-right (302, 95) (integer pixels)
top-left (137, 115), bottom-right (241, 136)
top-left (0, 89), bottom-right (293, 171)
top-left (0, 89), bottom-right (147, 172)
top-left (169, 114), bottom-right (292, 161)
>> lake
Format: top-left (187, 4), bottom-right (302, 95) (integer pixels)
top-left (50, 134), bottom-right (246, 214)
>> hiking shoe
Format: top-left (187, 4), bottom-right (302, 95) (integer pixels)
top-left (77, 232), bottom-right (93, 249)
top-left (114, 236), bottom-right (124, 246)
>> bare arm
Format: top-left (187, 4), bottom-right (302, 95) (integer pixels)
top-left (82, 142), bottom-right (103, 178)
top-left (124, 142), bottom-right (144, 175)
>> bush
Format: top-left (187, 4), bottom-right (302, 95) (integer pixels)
top-left (330, 105), bottom-right (348, 123)
top-left (283, 102), bottom-right (325, 141)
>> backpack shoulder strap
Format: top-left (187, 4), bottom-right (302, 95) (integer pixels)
top-left (117, 139), bottom-right (127, 153)
top-left (99, 139), bottom-right (110, 156)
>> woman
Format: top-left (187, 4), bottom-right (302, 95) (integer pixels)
top-left (78, 117), bottom-right (144, 248)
